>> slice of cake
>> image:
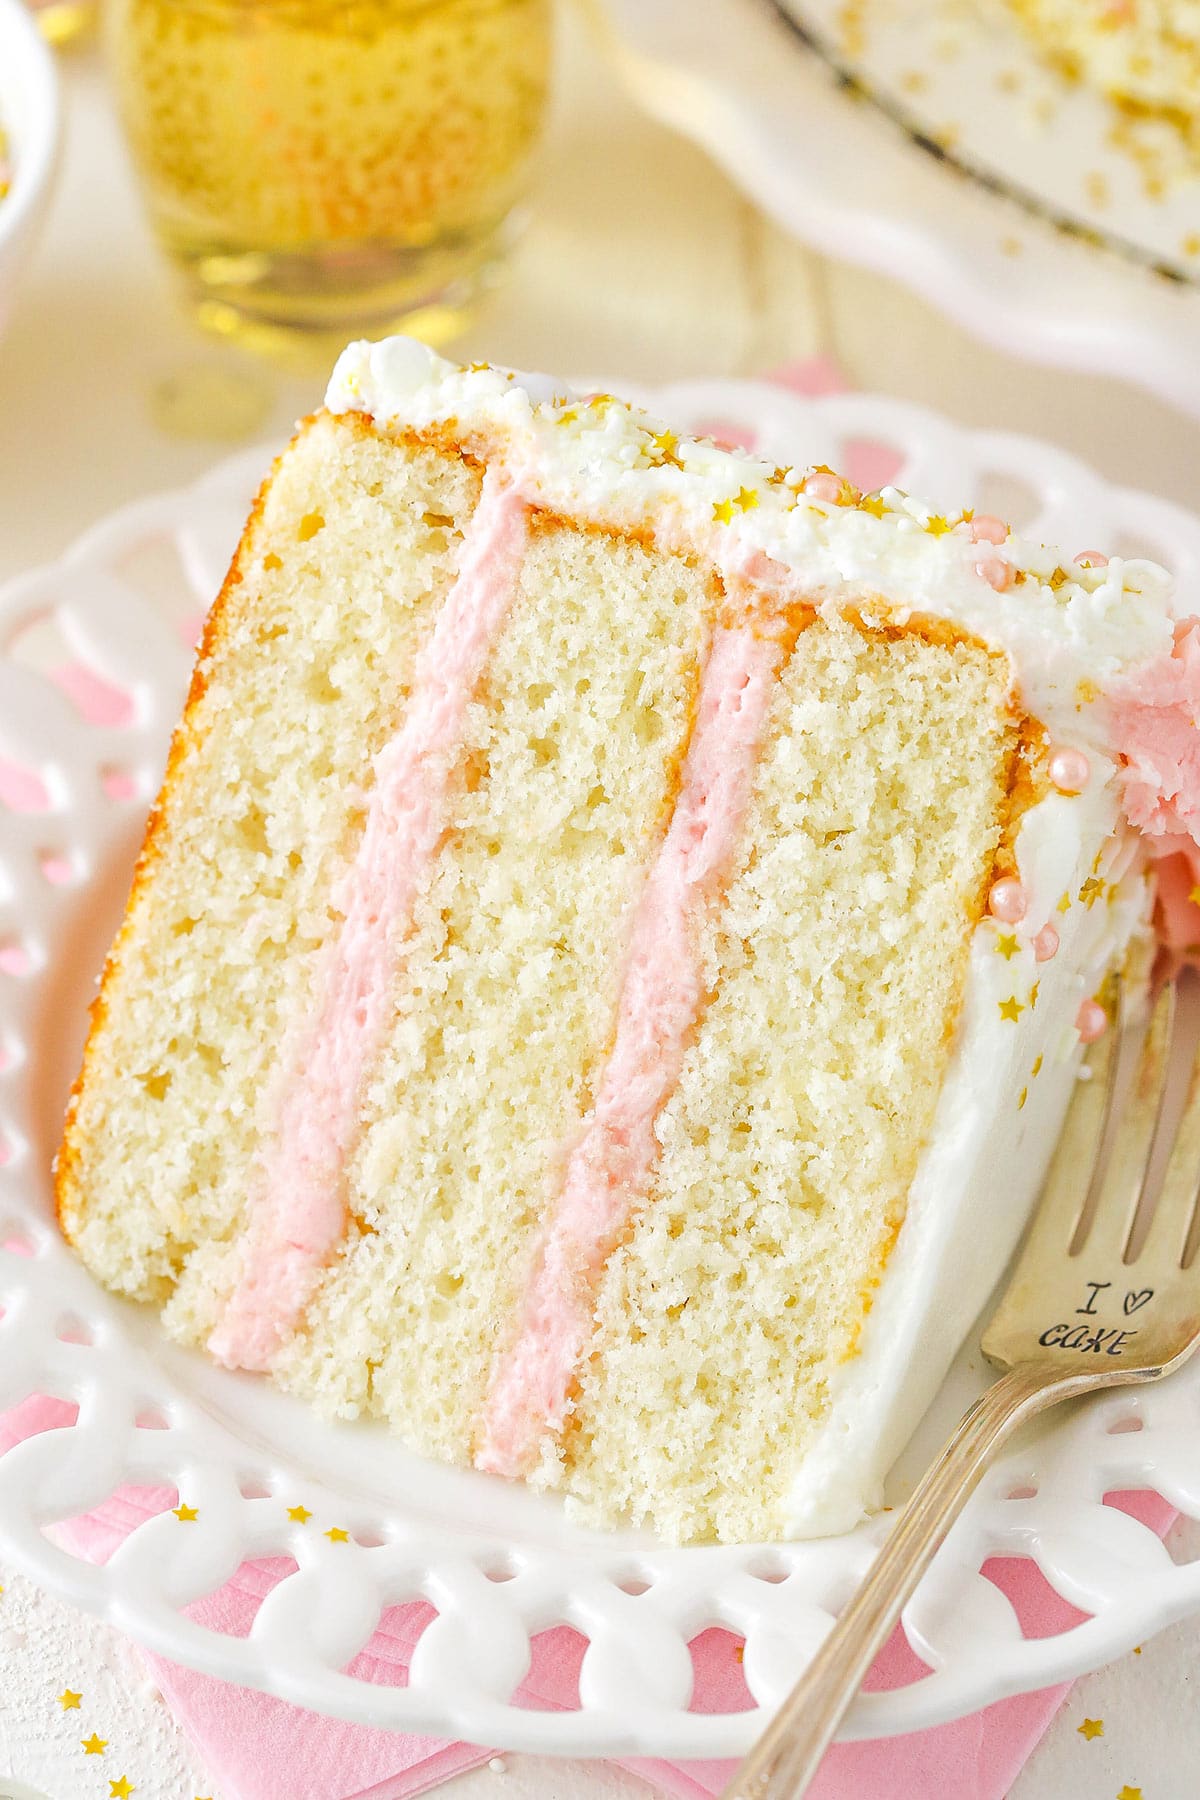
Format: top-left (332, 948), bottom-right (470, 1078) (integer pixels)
top-left (56, 338), bottom-right (1200, 1543)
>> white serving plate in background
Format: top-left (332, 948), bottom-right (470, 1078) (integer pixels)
top-left (593, 0), bottom-right (1200, 421)
top-left (4, 379), bottom-right (1200, 1757)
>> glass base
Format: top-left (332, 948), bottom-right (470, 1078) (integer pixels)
top-left (169, 218), bottom-right (517, 370)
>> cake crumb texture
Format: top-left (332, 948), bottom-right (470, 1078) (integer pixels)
top-left (273, 519), bottom-right (713, 1453)
top-left (559, 618), bottom-right (1016, 1542)
top-left (58, 414), bottom-right (481, 1326)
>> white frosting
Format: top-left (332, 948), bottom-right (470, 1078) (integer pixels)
top-left (326, 338), bottom-right (1170, 1539)
top-left (327, 336), bottom-right (1176, 749)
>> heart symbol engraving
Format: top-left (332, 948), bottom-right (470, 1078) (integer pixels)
top-left (1124, 1289), bottom-right (1154, 1316)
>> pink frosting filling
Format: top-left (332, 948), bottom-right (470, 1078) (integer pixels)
top-left (476, 618), bottom-right (790, 1478)
top-left (1111, 618), bottom-right (1200, 951)
top-left (208, 470), bottom-right (529, 1370)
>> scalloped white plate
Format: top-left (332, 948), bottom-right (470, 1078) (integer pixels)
top-left (6, 379), bottom-right (1200, 1758)
top-left (593, 0), bottom-right (1200, 420)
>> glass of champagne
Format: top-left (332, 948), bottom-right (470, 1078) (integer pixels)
top-left (104, 0), bottom-right (553, 360)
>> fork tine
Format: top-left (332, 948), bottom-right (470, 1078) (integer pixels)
top-left (1133, 970), bottom-right (1200, 1268)
top-left (1079, 978), bottom-right (1175, 1263)
top-left (994, 1003), bottom-right (1119, 1295)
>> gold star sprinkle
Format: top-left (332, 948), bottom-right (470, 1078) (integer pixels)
top-left (173, 1503), bottom-right (198, 1522)
top-left (713, 497), bottom-right (737, 526)
top-left (1057, 891), bottom-right (1073, 914)
top-left (82, 1734), bottom-right (108, 1755)
top-left (645, 428), bottom-right (683, 470)
top-left (1079, 876), bottom-right (1106, 908)
top-left (1188, 885), bottom-right (1200, 907)
top-left (995, 932), bottom-right (1020, 961)
top-left (1185, 234), bottom-right (1200, 257)
top-left (1030, 981), bottom-right (1040, 1009)
top-left (325, 1526), bottom-right (350, 1543)
top-left (287, 1504), bottom-right (312, 1523)
top-left (1032, 1054), bottom-right (1043, 1077)
top-left (924, 513), bottom-right (953, 536)
top-left (858, 493), bottom-right (889, 518)
top-left (110, 1780), bottom-right (135, 1800)
top-left (1117, 1788), bottom-right (1143, 1800)
top-left (733, 486), bottom-right (760, 513)
top-left (767, 465), bottom-right (794, 486)
top-left (58, 1689), bottom-right (82, 1710)
top-left (1078, 1718), bottom-right (1104, 1739)
top-left (999, 996), bottom-right (1025, 1023)
top-left (1018, 1087), bottom-right (1028, 1110)
top-left (468, 361), bottom-right (490, 373)
top-left (1048, 566), bottom-right (1071, 591)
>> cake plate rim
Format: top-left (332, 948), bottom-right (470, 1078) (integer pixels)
top-left (590, 0), bottom-right (1200, 424)
top-left (3, 376), bottom-right (1200, 1756)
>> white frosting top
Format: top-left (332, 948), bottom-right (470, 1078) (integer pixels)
top-left (326, 337), bottom-right (1166, 1538)
top-left (327, 335), bottom-right (1177, 754)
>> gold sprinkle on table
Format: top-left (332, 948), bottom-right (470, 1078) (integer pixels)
top-left (59, 1689), bottom-right (82, 1710)
top-left (1117, 1788), bottom-right (1143, 1800)
top-left (326, 1526), bottom-right (350, 1543)
top-left (1078, 1717), bottom-right (1104, 1740)
top-left (82, 1734), bottom-right (108, 1755)
top-left (1018, 1087), bottom-right (1028, 1110)
top-left (110, 1779), bottom-right (136, 1799)
top-left (999, 996), bottom-right (1024, 1023)
top-left (1032, 1054), bottom-right (1043, 1077)
top-left (173, 1502), bottom-right (199, 1522)
top-left (288, 1503), bottom-right (312, 1523)
top-left (995, 933), bottom-right (1020, 961)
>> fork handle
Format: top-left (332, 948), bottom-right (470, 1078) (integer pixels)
top-left (721, 1361), bottom-right (1089, 1800)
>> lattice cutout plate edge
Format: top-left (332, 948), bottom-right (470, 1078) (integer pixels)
top-left (3, 382), bottom-right (1200, 1758)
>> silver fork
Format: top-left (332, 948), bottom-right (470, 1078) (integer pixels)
top-left (721, 967), bottom-right (1200, 1800)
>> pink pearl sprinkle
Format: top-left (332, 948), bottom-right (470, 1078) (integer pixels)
top-left (803, 471), bottom-right (844, 504)
top-left (1076, 998), bottom-right (1108, 1043)
top-left (1049, 748), bottom-right (1090, 794)
top-left (989, 878), bottom-right (1027, 923)
top-left (976, 554), bottom-right (1015, 592)
top-left (1075, 550), bottom-right (1108, 568)
top-left (1033, 923), bottom-right (1059, 962)
top-left (969, 514), bottom-right (1008, 545)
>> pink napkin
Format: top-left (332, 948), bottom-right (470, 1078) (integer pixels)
top-left (5, 354), bottom-right (1176, 1799)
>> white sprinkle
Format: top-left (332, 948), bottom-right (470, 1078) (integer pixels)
top-left (488, 1757), bottom-right (507, 1774)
